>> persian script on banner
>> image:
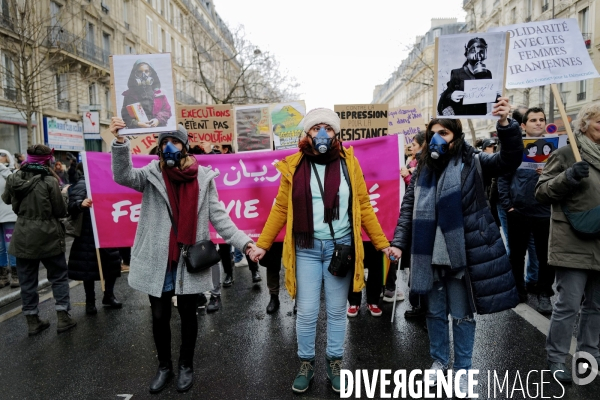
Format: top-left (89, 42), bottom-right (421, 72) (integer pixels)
top-left (488, 19), bottom-right (599, 88)
top-left (83, 135), bottom-right (403, 248)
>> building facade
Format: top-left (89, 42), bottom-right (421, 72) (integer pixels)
top-left (0, 0), bottom-right (238, 157)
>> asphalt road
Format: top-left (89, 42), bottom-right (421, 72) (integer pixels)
top-left (0, 265), bottom-right (598, 400)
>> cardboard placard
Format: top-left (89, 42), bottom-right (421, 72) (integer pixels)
top-left (234, 105), bottom-right (273, 153)
top-left (334, 104), bottom-right (389, 141)
top-left (177, 105), bottom-right (233, 149)
top-left (271, 101), bottom-right (306, 150)
top-left (387, 106), bottom-right (426, 146)
top-left (489, 19), bottom-right (599, 88)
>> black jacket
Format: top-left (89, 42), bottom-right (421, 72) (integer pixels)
top-left (497, 166), bottom-right (551, 218)
top-left (67, 177), bottom-right (121, 281)
top-left (392, 119), bottom-right (523, 315)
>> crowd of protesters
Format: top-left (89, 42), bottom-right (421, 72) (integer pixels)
top-left (0, 100), bottom-right (598, 396)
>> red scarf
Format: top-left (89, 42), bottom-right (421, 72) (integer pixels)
top-left (292, 139), bottom-right (341, 249)
top-left (162, 157), bottom-right (200, 269)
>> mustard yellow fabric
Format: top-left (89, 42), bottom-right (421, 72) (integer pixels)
top-left (256, 147), bottom-right (390, 298)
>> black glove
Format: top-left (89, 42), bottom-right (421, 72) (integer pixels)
top-left (567, 161), bottom-right (589, 181)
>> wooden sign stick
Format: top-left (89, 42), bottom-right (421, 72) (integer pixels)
top-left (96, 248), bottom-right (105, 292)
top-left (550, 83), bottom-right (582, 162)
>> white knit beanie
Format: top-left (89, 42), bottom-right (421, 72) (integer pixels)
top-left (301, 108), bottom-right (341, 136)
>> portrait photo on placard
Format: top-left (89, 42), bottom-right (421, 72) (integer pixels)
top-left (111, 53), bottom-right (177, 136)
top-left (435, 32), bottom-right (508, 119)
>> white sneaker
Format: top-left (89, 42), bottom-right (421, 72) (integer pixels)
top-left (382, 289), bottom-right (405, 303)
top-left (457, 370), bottom-right (477, 398)
top-left (364, 268), bottom-right (369, 282)
top-left (425, 360), bottom-right (448, 386)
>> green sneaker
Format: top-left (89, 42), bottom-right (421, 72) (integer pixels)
top-left (291, 359), bottom-right (314, 393)
top-left (326, 355), bottom-right (343, 393)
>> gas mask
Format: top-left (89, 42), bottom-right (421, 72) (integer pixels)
top-left (135, 70), bottom-right (154, 86)
top-left (429, 132), bottom-right (450, 160)
top-left (312, 127), bottom-right (332, 154)
top-left (162, 141), bottom-right (184, 168)
top-left (466, 43), bottom-right (489, 76)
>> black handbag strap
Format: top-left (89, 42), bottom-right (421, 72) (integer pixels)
top-left (165, 203), bottom-right (186, 251)
top-left (310, 161), bottom-right (340, 244)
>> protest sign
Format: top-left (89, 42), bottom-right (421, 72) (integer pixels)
top-left (110, 53), bottom-right (177, 136)
top-left (271, 101), bottom-right (306, 150)
top-left (83, 134), bottom-right (403, 248)
top-left (178, 105), bottom-right (233, 149)
top-left (519, 134), bottom-right (567, 170)
top-left (388, 105), bottom-right (425, 146)
top-left (100, 129), bottom-right (157, 154)
top-left (235, 104), bottom-right (272, 152)
top-left (434, 32), bottom-right (508, 119)
top-left (334, 104), bottom-right (389, 141)
top-left (488, 19), bottom-right (599, 89)
top-left (462, 79), bottom-right (502, 105)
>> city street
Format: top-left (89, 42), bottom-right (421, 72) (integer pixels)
top-left (0, 264), bottom-right (598, 400)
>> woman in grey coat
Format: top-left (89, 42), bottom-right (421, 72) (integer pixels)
top-left (110, 117), bottom-right (256, 394)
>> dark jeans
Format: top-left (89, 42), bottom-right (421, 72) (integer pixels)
top-left (83, 277), bottom-right (116, 299)
top-left (261, 242), bottom-right (284, 295)
top-left (507, 212), bottom-right (554, 297)
top-left (348, 242), bottom-right (383, 305)
top-left (218, 244), bottom-right (257, 275)
top-left (118, 247), bottom-right (131, 265)
top-left (148, 290), bottom-right (198, 366)
top-left (16, 254), bottom-right (71, 315)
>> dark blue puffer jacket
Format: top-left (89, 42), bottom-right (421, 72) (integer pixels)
top-left (392, 119), bottom-right (523, 315)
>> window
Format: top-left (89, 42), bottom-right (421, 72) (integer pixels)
top-left (510, 8), bottom-right (516, 24)
top-left (123, 0), bottom-right (129, 23)
top-left (161, 28), bottom-right (166, 53)
top-left (166, 32), bottom-right (171, 52)
top-left (102, 32), bottom-right (110, 53)
top-left (180, 43), bottom-right (185, 66)
top-left (89, 83), bottom-right (97, 105)
top-left (157, 26), bottom-right (163, 52)
top-left (56, 73), bottom-right (69, 109)
top-left (105, 89), bottom-right (113, 119)
top-left (433, 28), bottom-right (441, 38)
top-left (579, 7), bottom-right (589, 34)
top-left (175, 40), bottom-right (181, 64)
top-left (87, 23), bottom-right (95, 44)
top-left (3, 54), bottom-right (16, 101)
top-left (146, 16), bottom-right (153, 45)
top-left (169, 2), bottom-right (174, 24)
top-left (578, 80), bottom-right (587, 101)
top-left (50, 1), bottom-right (62, 27)
top-left (526, 0), bottom-right (532, 20)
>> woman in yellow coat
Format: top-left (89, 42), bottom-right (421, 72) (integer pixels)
top-left (250, 108), bottom-right (391, 394)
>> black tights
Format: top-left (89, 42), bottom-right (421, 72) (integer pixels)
top-left (83, 277), bottom-right (116, 299)
top-left (148, 291), bottom-right (199, 366)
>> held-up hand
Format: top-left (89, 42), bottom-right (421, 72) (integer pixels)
top-left (451, 91), bottom-right (465, 103)
top-left (110, 117), bottom-right (126, 143)
top-left (492, 97), bottom-right (511, 126)
top-left (567, 161), bottom-right (590, 181)
top-left (81, 198), bottom-right (93, 208)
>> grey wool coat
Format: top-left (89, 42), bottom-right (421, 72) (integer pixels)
top-left (112, 140), bottom-right (253, 297)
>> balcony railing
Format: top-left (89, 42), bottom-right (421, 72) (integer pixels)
top-left (57, 99), bottom-right (71, 112)
top-left (47, 26), bottom-right (110, 69)
top-left (583, 33), bottom-right (592, 49)
top-left (577, 92), bottom-right (586, 101)
top-left (176, 89), bottom-right (199, 105)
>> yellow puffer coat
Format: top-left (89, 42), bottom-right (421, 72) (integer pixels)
top-left (256, 147), bottom-right (390, 298)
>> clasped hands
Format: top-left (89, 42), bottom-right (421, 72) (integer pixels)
top-left (246, 244), bottom-right (403, 264)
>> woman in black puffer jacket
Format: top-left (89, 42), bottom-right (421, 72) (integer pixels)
top-left (67, 163), bottom-right (122, 314)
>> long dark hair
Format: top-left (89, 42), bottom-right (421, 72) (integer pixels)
top-left (418, 118), bottom-right (465, 173)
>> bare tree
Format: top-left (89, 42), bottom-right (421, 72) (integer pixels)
top-left (187, 22), bottom-right (298, 105)
top-left (0, 0), bottom-right (82, 145)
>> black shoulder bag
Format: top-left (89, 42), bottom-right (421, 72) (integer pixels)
top-left (166, 206), bottom-right (221, 274)
top-left (311, 161), bottom-right (355, 277)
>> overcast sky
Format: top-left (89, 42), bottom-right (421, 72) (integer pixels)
top-left (215, 0), bottom-right (465, 110)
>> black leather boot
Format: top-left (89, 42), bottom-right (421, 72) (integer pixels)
top-left (266, 294), bottom-right (280, 314)
top-left (86, 298), bottom-right (97, 315)
top-left (176, 363), bottom-right (194, 392)
top-left (223, 273), bottom-right (234, 287)
top-left (149, 361), bottom-right (174, 394)
top-left (102, 292), bottom-right (123, 309)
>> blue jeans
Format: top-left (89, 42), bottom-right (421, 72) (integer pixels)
top-left (496, 205), bottom-right (539, 284)
top-left (426, 276), bottom-right (476, 370)
top-left (233, 247), bottom-right (244, 263)
top-left (295, 234), bottom-right (352, 360)
top-left (0, 222), bottom-right (16, 267)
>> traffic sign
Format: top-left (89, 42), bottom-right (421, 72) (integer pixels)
top-left (546, 123), bottom-right (558, 134)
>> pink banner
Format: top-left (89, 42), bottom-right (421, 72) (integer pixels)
top-left (84, 135), bottom-right (403, 248)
